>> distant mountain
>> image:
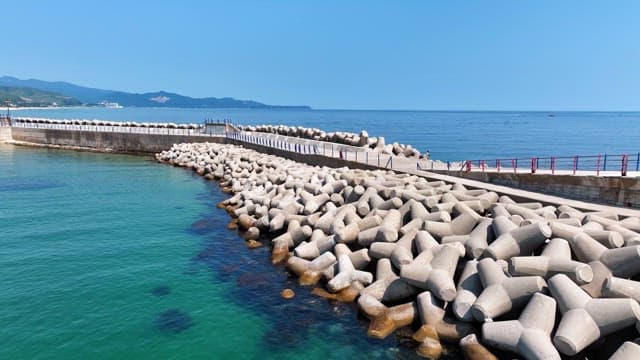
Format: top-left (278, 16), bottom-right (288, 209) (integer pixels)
top-left (0, 76), bottom-right (310, 109)
top-left (0, 86), bottom-right (82, 107)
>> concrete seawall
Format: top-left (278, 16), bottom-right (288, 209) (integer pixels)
top-left (11, 127), bottom-right (224, 154)
top-left (225, 138), bottom-right (380, 171)
top-left (0, 126), bottom-right (11, 142)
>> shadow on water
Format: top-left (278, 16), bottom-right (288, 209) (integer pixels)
top-left (154, 309), bottom-right (194, 333)
top-left (185, 180), bottom-right (431, 359)
top-left (151, 285), bottom-right (171, 297)
top-left (0, 179), bottom-right (66, 192)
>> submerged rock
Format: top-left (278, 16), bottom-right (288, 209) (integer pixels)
top-left (281, 289), bottom-right (295, 299)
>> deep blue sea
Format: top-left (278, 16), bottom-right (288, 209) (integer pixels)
top-left (12, 107), bottom-right (640, 161)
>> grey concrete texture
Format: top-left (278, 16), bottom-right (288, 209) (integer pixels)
top-left (549, 274), bottom-right (640, 355)
top-left (482, 293), bottom-right (560, 360)
top-left (609, 341), bottom-right (640, 360)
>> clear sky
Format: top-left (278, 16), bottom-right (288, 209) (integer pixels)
top-left (2, 1), bottom-right (639, 110)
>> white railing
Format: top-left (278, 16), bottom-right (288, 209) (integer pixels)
top-left (12, 120), bottom-right (225, 137)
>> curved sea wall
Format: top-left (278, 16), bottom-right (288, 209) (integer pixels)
top-left (156, 141), bottom-right (640, 359)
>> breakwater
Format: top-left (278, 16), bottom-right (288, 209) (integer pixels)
top-left (6, 117), bottom-right (640, 208)
top-left (8, 118), bottom-right (225, 153)
top-left (157, 141), bottom-right (640, 359)
top-left (0, 126), bottom-right (11, 142)
top-left (238, 124), bottom-right (425, 159)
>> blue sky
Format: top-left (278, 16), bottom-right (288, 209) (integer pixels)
top-left (3, 1), bottom-right (639, 110)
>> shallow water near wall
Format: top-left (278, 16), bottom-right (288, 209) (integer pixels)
top-left (0, 143), bottom-right (446, 359)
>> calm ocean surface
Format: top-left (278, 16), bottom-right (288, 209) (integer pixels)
top-left (0, 144), bottom-right (422, 360)
top-left (12, 107), bottom-right (640, 161)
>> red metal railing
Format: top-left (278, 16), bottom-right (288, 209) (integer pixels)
top-left (460, 153), bottom-right (639, 176)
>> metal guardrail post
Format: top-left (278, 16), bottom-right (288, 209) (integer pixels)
top-left (496, 159), bottom-right (501, 173)
top-left (622, 154), bottom-right (629, 176)
top-left (603, 154), bottom-right (607, 171)
top-left (596, 154), bottom-right (602, 176)
top-left (511, 159), bottom-right (516, 174)
top-left (636, 153), bottom-right (640, 172)
top-left (531, 157), bottom-right (537, 174)
top-left (573, 155), bottom-right (578, 175)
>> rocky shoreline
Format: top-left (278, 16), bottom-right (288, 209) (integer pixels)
top-left (156, 141), bottom-right (640, 359)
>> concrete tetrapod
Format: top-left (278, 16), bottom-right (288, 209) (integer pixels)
top-left (412, 291), bottom-right (446, 358)
top-left (568, 232), bottom-right (640, 297)
top-left (482, 293), bottom-right (560, 360)
top-left (548, 274), bottom-right (640, 356)
top-left (603, 276), bottom-right (640, 303)
top-left (412, 291), bottom-right (476, 358)
top-left (471, 258), bottom-right (547, 322)
top-left (286, 252), bottom-right (337, 285)
top-left (460, 334), bottom-right (498, 360)
top-left (482, 221), bottom-right (552, 260)
top-left (334, 243), bottom-right (371, 270)
top-left (335, 215), bottom-right (382, 244)
top-left (423, 204), bottom-right (481, 241)
top-left (369, 229), bottom-right (419, 269)
top-left (293, 231), bottom-right (335, 259)
top-left (453, 259), bottom-right (483, 322)
top-left (376, 209), bottom-right (403, 242)
top-left (357, 294), bottom-right (417, 339)
top-left (550, 221), bottom-right (624, 249)
top-left (609, 341), bottom-right (640, 360)
top-left (465, 218), bottom-right (495, 259)
top-left (491, 215), bottom-right (518, 238)
top-left (360, 258), bottom-right (418, 302)
top-left (508, 238), bottom-right (594, 285)
top-left (327, 254), bottom-right (374, 293)
top-left (271, 220), bottom-right (312, 263)
top-left (400, 243), bottom-right (464, 301)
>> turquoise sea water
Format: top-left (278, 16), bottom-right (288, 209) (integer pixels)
top-left (0, 144), bottom-right (424, 359)
top-left (12, 107), bottom-right (640, 161)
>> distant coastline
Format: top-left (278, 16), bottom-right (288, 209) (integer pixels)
top-left (0, 76), bottom-right (311, 110)
top-left (8, 105), bottom-right (103, 111)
